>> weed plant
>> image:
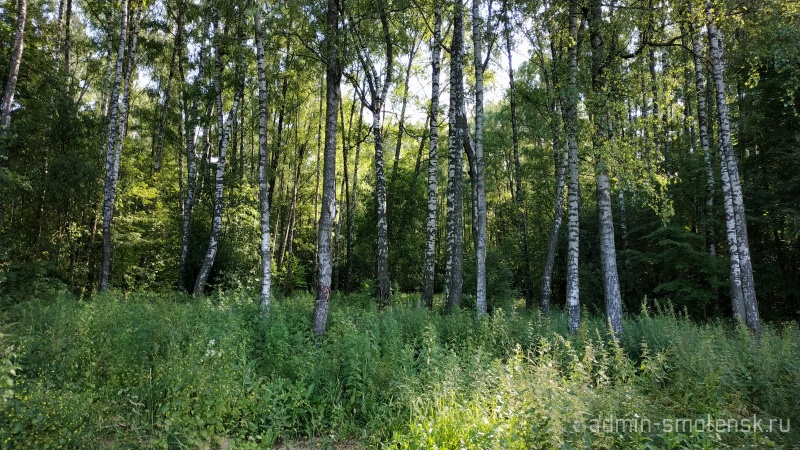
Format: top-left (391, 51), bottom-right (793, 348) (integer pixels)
top-left (0, 291), bottom-right (797, 448)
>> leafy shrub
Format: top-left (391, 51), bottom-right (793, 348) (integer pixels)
top-left (1, 291), bottom-right (798, 448)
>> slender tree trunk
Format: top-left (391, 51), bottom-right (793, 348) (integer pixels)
top-left (422, 4), bottom-right (442, 309)
top-left (98, 0), bottom-right (129, 291)
top-left (541, 143), bottom-right (567, 315)
top-left (154, 3), bottom-right (184, 173)
top-left (313, 0), bottom-right (342, 337)
top-left (193, 62), bottom-right (244, 295)
top-left (255, 8), bottom-right (272, 316)
top-left (1, 0), bottom-right (27, 130)
top-left (707, 12), bottom-right (759, 335)
top-left (346, 100), bottom-right (364, 294)
top-left (354, 0), bottom-right (393, 305)
top-left (176, 59), bottom-right (209, 292)
top-left (564, 0), bottom-right (581, 334)
top-left (506, 16), bottom-right (535, 310)
top-left (587, 0), bottom-right (623, 336)
top-left (340, 93), bottom-right (354, 291)
top-left (391, 33), bottom-right (420, 181)
top-left (63, 0), bottom-right (72, 81)
top-left (717, 133), bottom-right (746, 322)
top-left (372, 105), bottom-right (391, 304)
top-left (689, 17), bottom-right (719, 301)
top-left (445, 0), bottom-right (466, 313)
top-left (270, 72), bottom-right (289, 207)
top-left (539, 24), bottom-right (567, 315)
top-left (56, 0), bottom-right (65, 67)
top-left (314, 79), bottom-right (323, 284)
top-left (282, 143), bottom-right (304, 295)
top-left (472, 0), bottom-right (488, 318)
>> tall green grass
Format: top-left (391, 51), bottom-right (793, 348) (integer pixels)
top-left (1, 291), bottom-right (798, 448)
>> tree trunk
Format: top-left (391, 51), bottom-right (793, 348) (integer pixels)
top-left (445, 0), bottom-right (466, 314)
top-left (346, 99), bottom-right (364, 294)
top-left (588, 0), bottom-right (623, 336)
top-left (353, 0), bottom-right (393, 305)
top-left (471, 0), bottom-right (488, 318)
top-left (1, 0), bottom-right (27, 130)
top-left (564, 0), bottom-right (581, 334)
top-left (506, 15), bottom-right (535, 310)
top-left (313, 0), bottom-right (342, 337)
top-left (99, 0), bottom-right (129, 291)
top-left (154, 2), bottom-right (184, 173)
top-left (193, 57), bottom-right (244, 295)
top-left (688, 16), bottom-right (719, 301)
top-left (255, 8), bottom-right (272, 316)
top-left (707, 11), bottom-right (759, 335)
top-left (63, 0), bottom-right (72, 80)
top-left (270, 70), bottom-right (290, 207)
top-left (176, 50), bottom-right (209, 291)
top-left (282, 143), bottom-right (305, 296)
top-left (391, 32), bottom-right (420, 182)
top-left (422, 4), bottom-right (442, 309)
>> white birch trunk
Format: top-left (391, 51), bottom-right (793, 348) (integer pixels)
top-left (565, 0), bottom-right (581, 334)
top-left (588, 0), bottom-right (623, 336)
top-left (313, 0), bottom-right (342, 337)
top-left (472, 0), bottom-right (488, 318)
top-left (193, 77), bottom-right (243, 295)
top-left (0, 0), bottom-right (26, 130)
top-left (688, 17), bottom-right (719, 308)
top-left (445, 0), bottom-right (466, 313)
top-left (422, 4), bottom-right (442, 309)
top-left (540, 31), bottom-right (567, 315)
top-left (707, 14), bottom-right (759, 334)
top-left (99, 0), bottom-right (129, 291)
top-left (718, 135), bottom-right (746, 322)
top-left (255, 8), bottom-right (272, 316)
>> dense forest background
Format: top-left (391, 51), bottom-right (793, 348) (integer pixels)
top-left (1, 0), bottom-right (798, 324)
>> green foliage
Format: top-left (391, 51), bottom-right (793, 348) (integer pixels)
top-left (1, 292), bottom-right (798, 448)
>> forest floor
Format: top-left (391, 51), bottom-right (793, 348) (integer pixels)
top-left (1, 289), bottom-right (798, 449)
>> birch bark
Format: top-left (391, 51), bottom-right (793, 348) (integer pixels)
top-left (313, 0), bottom-right (342, 337)
top-left (707, 10), bottom-right (759, 334)
top-left (193, 51), bottom-right (244, 295)
top-left (564, 0), bottom-right (581, 334)
top-left (588, 0), bottom-right (623, 336)
top-left (99, 0), bottom-right (129, 291)
top-left (255, 8), bottom-right (272, 316)
top-left (472, 0), bottom-right (488, 318)
top-left (445, 0), bottom-right (466, 313)
top-left (422, 4), bottom-right (442, 309)
top-left (0, 0), bottom-right (27, 130)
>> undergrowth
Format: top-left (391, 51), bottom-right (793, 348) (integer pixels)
top-left (0, 290), bottom-right (798, 448)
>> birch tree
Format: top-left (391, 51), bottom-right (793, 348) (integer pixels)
top-left (564, 0), bottom-right (581, 334)
top-left (255, 7), bottom-right (272, 316)
top-left (445, 0), bottom-right (466, 313)
top-left (471, 0), bottom-right (489, 318)
top-left (154, 0), bottom-right (185, 173)
top-left (688, 7), bottom-right (719, 304)
top-left (539, 17), bottom-right (568, 315)
top-left (177, 18), bottom-right (211, 291)
top-left (422, 3), bottom-right (442, 309)
top-left (706, 4), bottom-right (760, 335)
top-left (349, 0), bottom-right (394, 306)
top-left (99, 0), bottom-right (129, 291)
top-left (587, 0), bottom-right (623, 336)
top-left (192, 32), bottom-right (244, 295)
top-left (0, 0), bottom-right (27, 130)
top-left (313, 0), bottom-right (343, 337)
